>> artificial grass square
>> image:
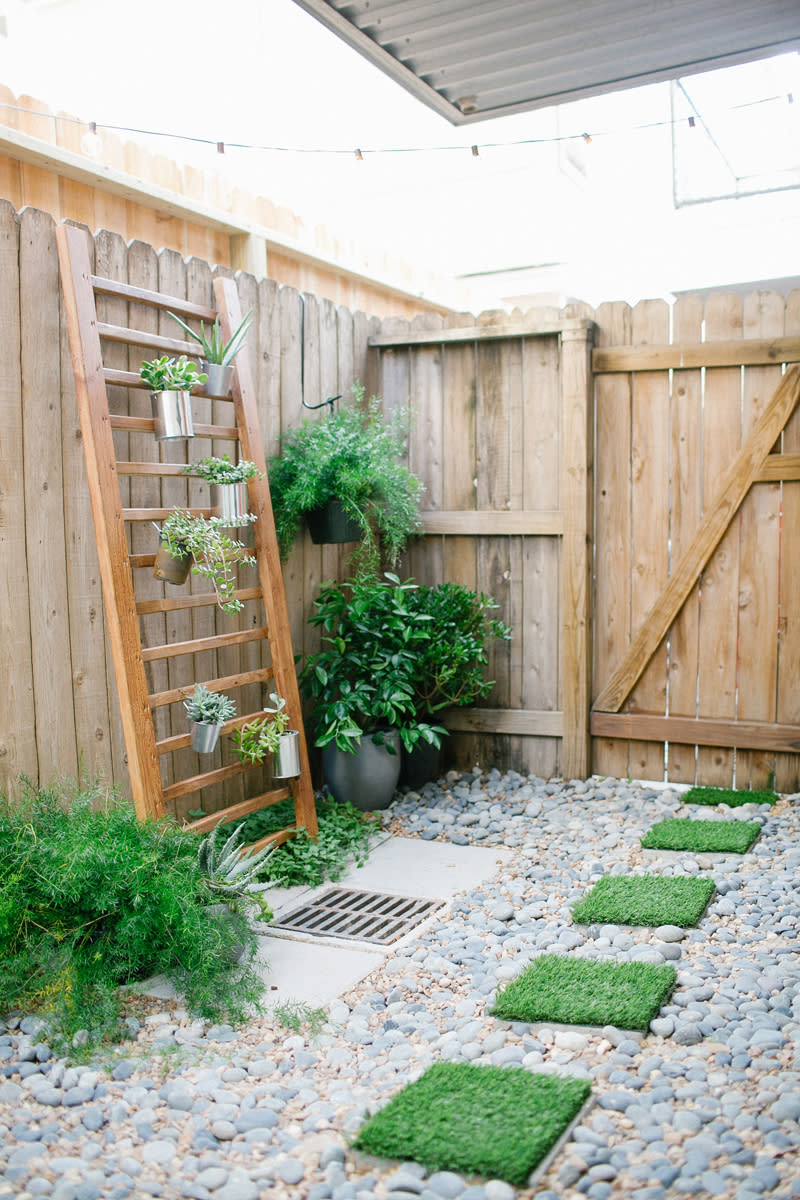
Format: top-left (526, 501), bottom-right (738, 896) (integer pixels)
top-left (684, 786), bottom-right (778, 808)
top-left (571, 874), bottom-right (715, 927)
top-left (490, 955), bottom-right (676, 1031)
top-left (641, 817), bottom-right (760, 854)
top-left (352, 1062), bottom-right (590, 1187)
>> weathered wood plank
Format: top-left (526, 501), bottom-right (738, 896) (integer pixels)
top-left (444, 709), bottom-right (564, 736)
top-left (369, 317), bottom-right (591, 347)
top-left (419, 511), bottom-right (564, 536)
top-left (591, 711), bottom-right (800, 754)
top-left (593, 335), bottom-right (800, 373)
top-left (775, 290), bottom-right (800, 791)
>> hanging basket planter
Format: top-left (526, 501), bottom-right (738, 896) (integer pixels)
top-left (151, 389), bottom-right (194, 441)
top-left (306, 498), bottom-right (362, 545)
top-left (153, 539), bottom-right (192, 585)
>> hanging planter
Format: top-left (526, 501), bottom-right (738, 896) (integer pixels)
top-left (229, 693), bottom-right (300, 776)
top-left (306, 498), bottom-right (362, 545)
top-left (140, 356), bottom-right (206, 442)
top-left (153, 537), bottom-right (192, 585)
top-left (211, 481), bottom-right (250, 525)
top-left (273, 729), bottom-right (301, 778)
top-left (168, 311), bottom-right (252, 399)
top-left (183, 455), bottom-right (262, 526)
top-left (201, 362), bottom-right (236, 397)
top-left (183, 684), bottom-right (237, 756)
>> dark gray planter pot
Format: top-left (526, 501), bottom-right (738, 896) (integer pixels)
top-left (306, 499), bottom-right (361, 545)
top-left (322, 730), bottom-right (401, 811)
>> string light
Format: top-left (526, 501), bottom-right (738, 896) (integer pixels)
top-left (1, 91), bottom-right (795, 163)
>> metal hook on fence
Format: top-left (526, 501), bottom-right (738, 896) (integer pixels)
top-left (299, 294), bottom-right (342, 416)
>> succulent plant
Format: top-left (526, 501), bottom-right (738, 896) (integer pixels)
top-left (197, 822), bottom-right (277, 912)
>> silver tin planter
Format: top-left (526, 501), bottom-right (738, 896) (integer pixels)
top-left (201, 362), bottom-right (235, 397)
top-left (190, 721), bottom-right (222, 754)
top-left (211, 481), bottom-right (250, 525)
top-left (273, 729), bottom-right (301, 778)
top-left (151, 389), bottom-right (194, 440)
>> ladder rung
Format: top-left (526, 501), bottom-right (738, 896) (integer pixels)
top-left (110, 412), bottom-right (238, 438)
top-left (182, 787), bottom-right (292, 833)
top-left (98, 322), bottom-right (197, 357)
top-left (162, 761), bottom-right (248, 802)
top-left (148, 666), bottom-right (274, 709)
top-left (123, 507), bottom-right (213, 521)
top-left (137, 587), bottom-right (262, 615)
top-left (92, 275), bottom-right (217, 320)
top-left (251, 826), bottom-right (297, 853)
top-left (118, 462), bottom-right (190, 477)
top-left (143, 626), bottom-right (268, 662)
top-left (156, 706), bottom-right (276, 755)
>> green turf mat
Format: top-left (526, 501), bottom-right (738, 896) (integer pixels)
top-left (684, 786), bottom-right (778, 808)
top-left (571, 874), bottom-right (715, 927)
top-left (491, 955), bottom-right (676, 1030)
top-left (641, 817), bottom-right (760, 854)
top-left (352, 1062), bottom-right (591, 1187)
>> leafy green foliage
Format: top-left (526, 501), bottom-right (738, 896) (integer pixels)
top-left (641, 817), bottom-right (760, 854)
top-left (352, 1062), bottom-right (591, 1186)
top-left (299, 573), bottom-right (453, 753)
top-left (158, 509), bottom-right (256, 614)
top-left (491, 955), bottom-right (676, 1030)
top-left (684, 786), bottom-right (778, 808)
top-left (571, 875), bottom-right (715, 927)
top-left (267, 383), bottom-right (423, 568)
top-left (232, 794), bottom-right (377, 889)
top-left (183, 455), bottom-right (262, 485)
top-left (273, 998), bottom-right (326, 1035)
top-left (168, 310), bottom-right (252, 366)
top-left (0, 780), bottom-right (265, 1049)
top-left (183, 683), bottom-right (237, 725)
top-left (140, 355), bottom-right (206, 391)
top-left (230, 694), bottom-right (290, 764)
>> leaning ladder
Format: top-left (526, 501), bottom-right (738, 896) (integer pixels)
top-left (57, 222), bottom-right (317, 845)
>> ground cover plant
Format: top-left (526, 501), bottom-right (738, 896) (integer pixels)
top-left (230, 792), bottom-right (378, 888)
top-left (490, 956), bottom-right (676, 1030)
top-left (352, 1062), bottom-right (590, 1186)
top-left (641, 817), bottom-right (760, 854)
top-left (571, 874), bottom-right (715, 927)
top-left (684, 786), bottom-right (778, 807)
top-left (0, 779), bottom-right (266, 1049)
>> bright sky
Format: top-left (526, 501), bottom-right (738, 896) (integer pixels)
top-left (2, 0), bottom-right (799, 307)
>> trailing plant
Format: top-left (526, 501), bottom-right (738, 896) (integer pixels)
top-left (168, 310), bottom-right (252, 366)
top-left (0, 779), bottom-right (265, 1050)
top-left (299, 573), bottom-right (449, 754)
top-left (230, 694), bottom-right (291, 764)
top-left (267, 382), bottom-right (423, 569)
top-left (140, 355), bottom-right (207, 392)
top-left (157, 509), bottom-right (257, 614)
top-left (183, 684), bottom-right (237, 726)
top-left (233, 792), bottom-right (377, 889)
top-left (197, 822), bottom-right (277, 918)
top-left (183, 454), bottom-right (263, 485)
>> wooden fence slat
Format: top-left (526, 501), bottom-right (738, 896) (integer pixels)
top-left (594, 335), bottom-right (800, 373)
top-left (591, 711), bottom-right (800, 754)
top-left (775, 292), bottom-right (800, 792)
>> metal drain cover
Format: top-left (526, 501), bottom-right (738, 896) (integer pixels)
top-left (272, 887), bottom-right (442, 945)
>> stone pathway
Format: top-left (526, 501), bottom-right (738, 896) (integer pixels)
top-left (1, 771), bottom-right (799, 1200)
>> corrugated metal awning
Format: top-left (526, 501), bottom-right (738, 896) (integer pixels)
top-left (290, 0), bottom-right (800, 124)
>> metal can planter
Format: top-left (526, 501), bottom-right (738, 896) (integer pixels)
top-left (153, 540), bottom-right (192, 585)
top-left (190, 721), bottom-right (222, 754)
top-left (201, 362), bottom-right (235, 397)
top-left (273, 729), bottom-right (301, 778)
top-left (151, 389), bottom-right (194, 440)
top-left (211, 481), bottom-right (250, 525)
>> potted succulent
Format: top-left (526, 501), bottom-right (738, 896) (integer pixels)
top-left (183, 455), bottom-right (263, 525)
top-left (230, 693), bottom-right (301, 779)
top-left (267, 382), bottom-right (424, 571)
top-left (197, 823), bottom-right (278, 955)
top-left (154, 509), bottom-right (256, 614)
top-left (140, 355), bottom-right (207, 440)
top-left (183, 683), bottom-right (237, 754)
top-left (299, 574), bottom-right (445, 811)
top-left (168, 310), bottom-right (252, 396)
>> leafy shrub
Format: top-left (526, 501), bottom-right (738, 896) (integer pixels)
top-left (0, 780), bottom-right (265, 1049)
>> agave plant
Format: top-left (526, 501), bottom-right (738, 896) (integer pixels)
top-left (168, 311), bottom-right (252, 367)
top-left (197, 822), bottom-right (277, 915)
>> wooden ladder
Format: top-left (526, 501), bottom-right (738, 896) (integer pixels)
top-left (56, 222), bottom-right (317, 845)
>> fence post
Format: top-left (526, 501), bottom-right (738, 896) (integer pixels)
top-left (560, 319), bottom-right (595, 780)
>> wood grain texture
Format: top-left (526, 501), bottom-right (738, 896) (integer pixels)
top-left (594, 335), bottom-right (800, 373)
top-left (591, 711), bottom-right (800, 754)
top-left (775, 291), bottom-right (800, 791)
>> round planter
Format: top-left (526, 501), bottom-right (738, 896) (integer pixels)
top-left (273, 729), bottom-right (301, 778)
top-left (306, 499), bottom-right (361, 545)
top-left (153, 540), bottom-right (192, 585)
top-left (201, 362), bottom-right (235, 397)
top-left (322, 730), bottom-right (401, 811)
top-left (211, 481), bottom-right (250, 525)
top-left (190, 720), bottom-right (222, 754)
top-left (399, 738), bottom-right (443, 790)
top-left (151, 389), bottom-right (194, 440)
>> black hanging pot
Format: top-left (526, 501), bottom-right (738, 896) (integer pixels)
top-left (306, 499), bottom-right (361, 545)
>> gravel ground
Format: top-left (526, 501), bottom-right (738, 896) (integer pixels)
top-left (1, 770), bottom-right (799, 1200)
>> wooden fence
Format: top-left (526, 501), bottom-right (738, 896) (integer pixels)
top-left (3, 202), bottom-right (800, 805)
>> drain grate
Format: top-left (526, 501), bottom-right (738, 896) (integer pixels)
top-left (272, 887), bottom-right (442, 945)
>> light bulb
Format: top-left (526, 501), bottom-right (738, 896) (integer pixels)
top-left (80, 123), bottom-right (103, 158)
